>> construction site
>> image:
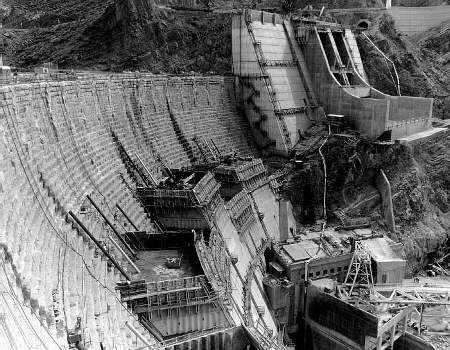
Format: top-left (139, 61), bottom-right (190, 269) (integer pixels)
top-left (0, 1), bottom-right (448, 350)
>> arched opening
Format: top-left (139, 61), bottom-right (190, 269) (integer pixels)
top-left (357, 19), bottom-right (371, 31)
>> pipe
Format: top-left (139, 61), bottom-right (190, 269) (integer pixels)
top-left (318, 124), bottom-right (331, 226)
top-left (125, 321), bottom-right (154, 348)
top-left (87, 195), bottom-right (137, 259)
top-left (418, 304), bottom-right (424, 335)
top-left (362, 33), bottom-right (401, 96)
top-left (135, 154), bottom-right (157, 186)
top-left (116, 204), bottom-right (139, 231)
top-left (108, 236), bottom-right (141, 275)
top-left (68, 211), bottom-right (131, 282)
top-left (319, 6), bottom-right (325, 17)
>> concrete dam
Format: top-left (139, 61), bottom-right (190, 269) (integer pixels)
top-left (0, 73), bottom-right (269, 349)
top-left (0, 7), bottom-right (448, 350)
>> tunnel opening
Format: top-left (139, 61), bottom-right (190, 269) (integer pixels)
top-left (356, 19), bottom-right (371, 31)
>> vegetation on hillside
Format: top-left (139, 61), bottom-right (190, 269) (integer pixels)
top-left (357, 14), bottom-right (449, 118)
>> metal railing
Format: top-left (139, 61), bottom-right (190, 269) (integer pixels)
top-left (119, 275), bottom-right (210, 300)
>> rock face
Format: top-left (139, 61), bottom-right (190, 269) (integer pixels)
top-left (2, 0), bottom-right (449, 86)
top-left (393, 131), bottom-right (449, 272)
top-left (104, 0), bottom-right (156, 26)
top-left (5, 0), bottom-right (233, 72)
top-left (340, 12), bottom-right (450, 118)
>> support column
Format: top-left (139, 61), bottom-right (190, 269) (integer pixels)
top-left (376, 170), bottom-right (397, 235)
top-left (279, 199), bottom-right (289, 242)
top-left (377, 334), bottom-right (383, 350)
top-left (390, 323), bottom-right (396, 348)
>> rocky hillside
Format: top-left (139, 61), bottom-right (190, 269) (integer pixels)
top-left (415, 20), bottom-right (450, 116)
top-left (3, 0), bottom-right (233, 73)
top-left (383, 131), bottom-right (449, 272)
top-left (281, 127), bottom-right (449, 274)
top-left (356, 14), bottom-right (450, 118)
top-left (0, 0), bottom-right (114, 28)
top-left (2, 0), bottom-right (450, 82)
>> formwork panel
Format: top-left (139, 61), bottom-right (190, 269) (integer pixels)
top-left (262, 52), bottom-right (295, 61)
top-left (268, 67), bottom-right (303, 79)
top-left (252, 22), bottom-right (284, 29)
top-left (255, 36), bottom-right (289, 45)
top-left (271, 83), bottom-right (307, 93)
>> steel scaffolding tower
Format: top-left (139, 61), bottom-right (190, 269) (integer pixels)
top-left (342, 240), bottom-right (374, 296)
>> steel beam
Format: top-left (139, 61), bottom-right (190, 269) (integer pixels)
top-left (68, 211), bottom-right (131, 282)
top-left (87, 195), bottom-right (137, 259)
top-left (116, 203), bottom-right (140, 231)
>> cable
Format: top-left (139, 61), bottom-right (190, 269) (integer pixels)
top-left (383, 55), bottom-right (397, 95)
top-left (318, 124), bottom-right (331, 229)
top-left (362, 33), bottom-right (401, 96)
top-left (1, 292), bottom-right (34, 348)
top-left (44, 83), bottom-right (143, 254)
top-left (40, 85), bottom-right (80, 210)
top-left (61, 237), bottom-right (69, 335)
top-left (42, 86), bottom-right (112, 248)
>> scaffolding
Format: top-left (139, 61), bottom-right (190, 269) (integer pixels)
top-left (342, 240), bottom-right (374, 297)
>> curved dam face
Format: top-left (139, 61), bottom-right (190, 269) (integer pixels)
top-left (1, 8), bottom-right (446, 350)
top-left (0, 73), bottom-right (284, 349)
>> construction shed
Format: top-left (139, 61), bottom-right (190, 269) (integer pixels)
top-left (361, 237), bottom-right (406, 284)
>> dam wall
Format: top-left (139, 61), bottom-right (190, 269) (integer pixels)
top-left (193, 161), bottom-right (292, 346)
top-left (232, 10), bottom-right (317, 154)
top-left (0, 73), bottom-right (257, 349)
